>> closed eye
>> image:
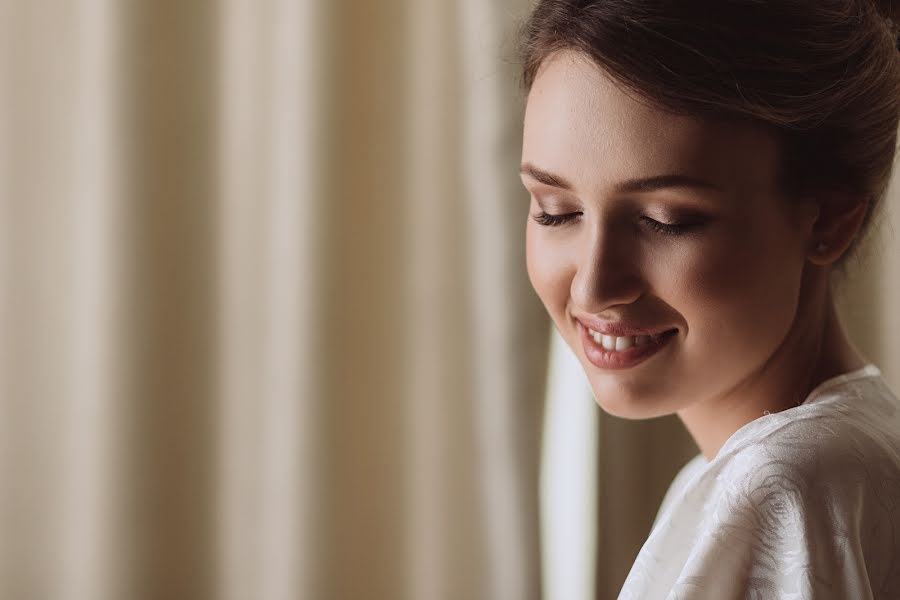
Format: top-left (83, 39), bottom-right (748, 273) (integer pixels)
top-left (531, 211), bottom-right (581, 227)
top-left (640, 216), bottom-right (705, 236)
top-left (530, 211), bottom-right (707, 235)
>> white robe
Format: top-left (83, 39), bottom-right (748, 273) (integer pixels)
top-left (618, 364), bottom-right (900, 599)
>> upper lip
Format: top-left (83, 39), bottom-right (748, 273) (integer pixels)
top-left (575, 315), bottom-right (676, 337)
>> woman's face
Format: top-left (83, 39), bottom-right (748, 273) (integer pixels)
top-left (522, 50), bottom-right (817, 419)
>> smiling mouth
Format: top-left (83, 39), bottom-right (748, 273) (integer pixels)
top-left (585, 326), bottom-right (678, 352)
top-left (580, 323), bottom-right (678, 371)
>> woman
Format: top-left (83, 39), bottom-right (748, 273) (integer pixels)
top-left (517, 1), bottom-right (900, 597)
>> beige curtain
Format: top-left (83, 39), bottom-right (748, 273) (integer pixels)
top-left (1, 1), bottom-right (897, 599)
top-left (1, 0), bottom-right (548, 599)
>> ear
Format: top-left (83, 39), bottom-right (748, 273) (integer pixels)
top-left (805, 193), bottom-right (869, 266)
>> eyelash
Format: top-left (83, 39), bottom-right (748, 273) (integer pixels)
top-left (531, 211), bottom-right (580, 227)
top-left (530, 211), bottom-right (701, 236)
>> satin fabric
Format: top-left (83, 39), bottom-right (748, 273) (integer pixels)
top-left (618, 364), bottom-right (900, 599)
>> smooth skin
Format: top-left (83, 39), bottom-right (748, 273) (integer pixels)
top-left (521, 50), bottom-right (868, 461)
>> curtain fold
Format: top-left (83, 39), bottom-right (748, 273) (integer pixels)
top-left (218, 0), bottom-right (323, 598)
top-left (457, 0), bottom-right (548, 598)
top-left (1, 2), bottom-right (123, 598)
top-left (1, 1), bottom-right (548, 599)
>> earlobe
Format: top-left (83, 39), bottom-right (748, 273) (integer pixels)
top-left (807, 240), bottom-right (835, 266)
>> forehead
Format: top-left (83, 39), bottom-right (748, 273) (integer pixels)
top-left (521, 50), bottom-right (779, 199)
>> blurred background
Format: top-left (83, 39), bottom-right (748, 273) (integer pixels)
top-left (1, 1), bottom-right (898, 599)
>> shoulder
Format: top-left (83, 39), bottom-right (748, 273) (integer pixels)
top-left (701, 410), bottom-right (900, 595)
top-left (709, 368), bottom-right (900, 490)
top-left (717, 407), bottom-right (900, 519)
top-left (642, 377), bottom-right (900, 598)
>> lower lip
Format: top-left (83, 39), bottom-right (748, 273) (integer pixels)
top-left (580, 323), bottom-right (677, 370)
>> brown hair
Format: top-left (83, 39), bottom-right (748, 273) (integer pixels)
top-left (516, 0), bottom-right (900, 266)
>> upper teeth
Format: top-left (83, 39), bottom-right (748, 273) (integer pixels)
top-left (588, 328), bottom-right (659, 351)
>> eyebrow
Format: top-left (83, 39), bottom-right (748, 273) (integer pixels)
top-left (519, 162), bottom-right (723, 194)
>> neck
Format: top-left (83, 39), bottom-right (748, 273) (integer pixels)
top-left (676, 270), bottom-right (867, 462)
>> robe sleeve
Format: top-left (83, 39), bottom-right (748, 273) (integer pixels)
top-left (666, 459), bottom-right (873, 600)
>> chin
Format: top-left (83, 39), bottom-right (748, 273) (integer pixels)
top-left (587, 377), bottom-right (675, 420)
top-left (593, 395), bottom-right (660, 419)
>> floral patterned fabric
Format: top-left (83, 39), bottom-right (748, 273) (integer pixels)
top-left (618, 364), bottom-right (900, 599)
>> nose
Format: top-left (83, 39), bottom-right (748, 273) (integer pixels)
top-left (570, 221), bottom-right (644, 312)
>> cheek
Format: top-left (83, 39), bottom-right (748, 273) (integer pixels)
top-left (672, 224), bottom-right (804, 373)
top-left (525, 225), bottom-right (573, 317)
